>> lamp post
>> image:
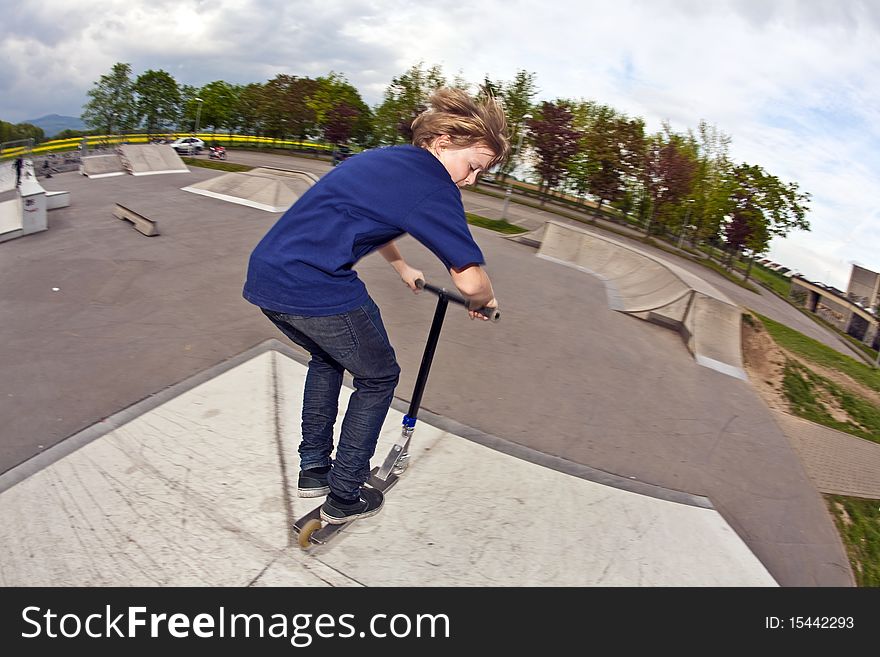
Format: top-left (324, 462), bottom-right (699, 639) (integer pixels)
top-left (194, 97), bottom-right (203, 138)
top-left (191, 97), bottom-right (204, 156)
top-left (500, 113), bottom-right (532, 221)
top-left (677, 198), bottom-right (695, 249)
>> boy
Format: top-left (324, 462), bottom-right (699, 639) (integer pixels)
top-left (243, 88), bottom-right (510, 524)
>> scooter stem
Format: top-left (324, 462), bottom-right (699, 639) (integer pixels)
top-left (373, 280), bottom-right (499, 482)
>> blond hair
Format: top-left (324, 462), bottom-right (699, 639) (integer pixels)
top-left (411, 88), bottom-right (510, 168)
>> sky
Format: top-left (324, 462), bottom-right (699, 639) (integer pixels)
top-left (1, 0), bottom-right (878, 290)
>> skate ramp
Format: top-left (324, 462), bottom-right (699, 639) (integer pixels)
top-left (536, 220), bottom-right (745, 379)
top-left (504, 224), bottom-right (544, 248)
top-left (80, 154), bottom-right (126, 178)
top-left (0, 343), bottom-right (776, 586)
top-left (0, 196), bottom-right (22, 240)
top-left (181, 167), bottom-right (318, 212)
top-left (0, 160), bottom-right (15, 193)
top-left (119, 144), bottom-right (188, 176)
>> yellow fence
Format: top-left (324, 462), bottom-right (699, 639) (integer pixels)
top-left (1, 133), bottom-right (334, 159)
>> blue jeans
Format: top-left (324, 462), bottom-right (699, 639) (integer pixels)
top-left (262, 298), bottom-right (400, 499)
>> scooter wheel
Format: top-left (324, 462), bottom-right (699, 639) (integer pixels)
top-left (297, 519), bottom-right (322, 549)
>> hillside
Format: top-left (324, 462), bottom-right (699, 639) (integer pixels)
top-left (23, 114), bottom-right (86, 138)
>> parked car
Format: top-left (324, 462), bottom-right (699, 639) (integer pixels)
top-left (168, 137), bottom-right (205, 154)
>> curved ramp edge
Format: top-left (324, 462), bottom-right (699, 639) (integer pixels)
top-left (535, 220), bottom-right (745, 379)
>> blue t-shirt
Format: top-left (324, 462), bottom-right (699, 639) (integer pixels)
top-left (243, 145), bottom-right (484, 315)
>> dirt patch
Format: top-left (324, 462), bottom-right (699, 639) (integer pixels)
top-left (741, 318), bottom-right (880, 417)
top-left (834, 502), bottom-right (853, 527)
top-left (741, 320), bottom-right (790, 413)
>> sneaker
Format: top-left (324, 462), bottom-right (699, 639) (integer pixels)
top-left (297, 468), bottom-right (330, 498)
top-left (320, 487), bottom-right (384, 524)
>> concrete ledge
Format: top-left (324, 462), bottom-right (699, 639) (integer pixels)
top-left (45, 190), bottom-right (70, 210)
top-left (536, 220), bottom-right (746, 379)
top-left (113, 202), bottom-right (159, 236)
top-left (0, 197), bottom-right (22, 237)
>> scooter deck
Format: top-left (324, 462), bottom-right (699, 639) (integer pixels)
top-left (293, 467), bottom-right (401, 548)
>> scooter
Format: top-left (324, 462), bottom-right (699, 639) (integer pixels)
top-left (293, 279), bottom-right (500, 548)
top-left (209, 145), bottom-right (227, 160)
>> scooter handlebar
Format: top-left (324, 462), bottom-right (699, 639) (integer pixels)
top-left (415, 279), bottom-right (500, 322)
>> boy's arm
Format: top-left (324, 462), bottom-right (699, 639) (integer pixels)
top-left (377, 241), bottom-right (423, 291)
top-left (450, 264), bottom-right (497, 320)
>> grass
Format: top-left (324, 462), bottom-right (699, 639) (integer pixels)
top-left (754, 312), bottom-right (880, 393)
top-left (748, 312), bottom-right (880, 586)
top-left (465, 212), bottom-right (528, 235)
top-left (781, 359), bottom-right (880, 443)
top-left (825, 495), bottom-right (880, 587)
top-left (789, 305), bottom-right (880, 363)
top-left (738, 263), bottom-right (792, 297)
top-left (181, 157), bottom-right (253, 172)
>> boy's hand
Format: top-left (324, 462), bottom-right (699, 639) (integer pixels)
top-left (398, 264), bottom-right (425, 292)
top-left (469, 297), bottom-right (498, 321)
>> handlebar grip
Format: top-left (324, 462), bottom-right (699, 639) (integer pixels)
top-left (473, 306), bottom-right (501, 322)
top-left (415, 279), bottom-right (500, 322)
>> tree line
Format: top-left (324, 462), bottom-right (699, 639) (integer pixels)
top-left (0, 120), bottom-right (45, 145)
top-left (15, 60), bottom-right (813, 272)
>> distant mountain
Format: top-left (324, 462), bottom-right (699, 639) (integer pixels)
top-left (24, 114), bottom-right (86, 138)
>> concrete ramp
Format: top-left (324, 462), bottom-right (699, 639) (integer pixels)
top-left (119, 144), bottom-right (188, 176)
top-left (181, 167), bottom-right (318, 212)
top-left (0, 160), bottom-right (15, 193)
top-left (504, 224), bottom-right (544, 248)
top-left (537, 220), bottom-right (746, 379)
top-left (0, 344), bottom-right (776, 586)
top-left (0, 197), bottom-right (22, 241)
top-left (80, 154), bottom-right (126, 178)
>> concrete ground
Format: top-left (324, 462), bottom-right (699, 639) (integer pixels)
top-left (0, 151), bottom-right (858, 586)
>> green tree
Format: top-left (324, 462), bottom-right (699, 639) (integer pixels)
top-left (568, 101), bottom-right (645, 213)
top-left (687, 121), bottom-right (735, 248)
top-left (53, 128), bottom-right (89, 140)
top-left (178, 85), bottom-right (200, 131)
top-left (323, 103), bottom-right (360, 145)
top-left (527, 101), bottom-right (581, 204)
top-left (373, 62), bottom-right (446, 144)
top-left (197, 80), bottom-right (239, 134)
top-left (230, 83), bottom-right (265, 136)
top-left (134, 69), bottom-right (180, 136)
top-left (0, 121), bottom-right (45, 144)
top-left (641, 127), bottom-right (698, 235)
top-left (726, 163), bottom-right (811, 279)
top-left (260, 74), bottom-right (318, 141)
top-left (477, 74), bottom-right (502, 99)
top-left (497, 70), bottom-right (538, 182)
top-left (81, 62), bottom-right (137, 135)
top-left (309, 73), bottom-right (372, 145)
